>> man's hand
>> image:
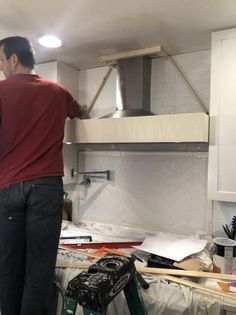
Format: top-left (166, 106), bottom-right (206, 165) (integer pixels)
top-left (79, 104), bottom-right (90, 119)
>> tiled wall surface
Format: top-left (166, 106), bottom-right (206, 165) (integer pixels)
top-left (64, 49), bottom-right (235, 236)
top-left (77, 151), bottom-right (210, 234)
top-left (151, 50), bottom-right (210, 114)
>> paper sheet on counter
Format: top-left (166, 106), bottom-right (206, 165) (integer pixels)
top-left (133, 232), bottom-right (207, 262)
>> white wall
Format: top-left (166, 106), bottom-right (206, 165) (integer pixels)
top-left (64, 50), bottom-right (236, 236)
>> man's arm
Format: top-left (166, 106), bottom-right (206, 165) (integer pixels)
top-left (66, 90), bottom-right (89, 119)
top-left (0, 100), bottom-right (1, 124)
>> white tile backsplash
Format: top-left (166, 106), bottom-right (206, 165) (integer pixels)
top-left (77, 152), bottom-right (210, 235)
top-left (151, 50), bottom-right (210, 114)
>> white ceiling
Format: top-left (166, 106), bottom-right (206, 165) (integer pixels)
top-left (1, 0), bottom-right (236, 69)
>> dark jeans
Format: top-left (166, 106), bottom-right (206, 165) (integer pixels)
top-left (0, 176), bottom-right (64, 315)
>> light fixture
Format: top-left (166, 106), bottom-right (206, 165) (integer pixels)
top-left (38, 35), bottom-right (62, 48)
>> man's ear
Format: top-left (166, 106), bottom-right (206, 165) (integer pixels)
top-left (9, 53), bottom-right (19, 67)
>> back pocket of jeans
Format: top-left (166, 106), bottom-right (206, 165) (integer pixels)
top-left (30, 184), bottom-right (63, 216)
top-left (0, 188), bottom-right (9, 207)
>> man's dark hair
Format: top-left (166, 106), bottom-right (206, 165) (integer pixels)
top-left (0, 36), bottom-right (35, 68)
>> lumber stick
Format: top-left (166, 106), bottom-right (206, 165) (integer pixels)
top-left (58, 245), bottom-right (100, 259)
top-left (55, 261), bottom-right (236, 301)
top-left (56, 255), bottom-right (236, 282)
top-left (56, 260), bottom-right (91, 269)
top-left (137, 266), bottom-right (236, 282)
top-left (58, 246), bottom-right (236, 282)
top-left (87, 66), bottom-right (113, 114)
top-left (99, 46), bottom-right (163, 63)
top-left (159, 274), bottom-right (236, 301)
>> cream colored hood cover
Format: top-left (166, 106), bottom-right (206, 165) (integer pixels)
top-left (64, 112), bottom-right (209, 144)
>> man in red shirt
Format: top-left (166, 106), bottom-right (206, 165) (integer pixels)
top-left (0, 36), bottom-right (87, 315)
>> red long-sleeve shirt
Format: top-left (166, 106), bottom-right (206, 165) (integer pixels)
top-left (0, 74), bottom-right (79, 188)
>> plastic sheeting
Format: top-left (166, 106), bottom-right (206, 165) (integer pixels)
top-left (55, 221), bottom-right (235, 315)
top-left (55, 260), bottom-right (224, 315)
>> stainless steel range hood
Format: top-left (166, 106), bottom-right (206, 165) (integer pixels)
top-left (64, 46), bottom-right (209, 148)
top-left (102, 55), bottom-right (153, 118)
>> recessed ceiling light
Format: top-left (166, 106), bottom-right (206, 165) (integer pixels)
top-left (38, 35), bottom-right (62, 48)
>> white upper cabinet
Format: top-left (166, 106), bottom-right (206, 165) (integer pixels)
top-left (208, 28), bottom-right (236, 202)
top-left (35, 61), bottom-right (79, 100)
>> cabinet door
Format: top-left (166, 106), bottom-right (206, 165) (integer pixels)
top-left (208, 28), bottom-right (236, 201)
top-left (35, 61), bottom-right (79, 99)
top-left (58, 62), bottom-right (79, 100)
top-left (34, 61), bottom-right (58, 82)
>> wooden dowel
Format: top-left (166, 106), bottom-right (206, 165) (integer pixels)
top-left (87, 66), bottom-right (113, 114)
top-left (160, 274), bottom-right (236, 301)
top-left (55, 261), bottom-right (236, 301)
top-left (99, 46), bottom-right (162, 63)
top-left (137, 266), bottom-right (236, 282)
top-left (56, 251), bottom-right (236, 282)
top-left (56, 260), bottom-right (91, 269)
top-left (58, 245), bottom-right (100, 259)
top-left (162, 48), bottom-right (208, 114)
top-left (58, 247), bottom-right (236, 282)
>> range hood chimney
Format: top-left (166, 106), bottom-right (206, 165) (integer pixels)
top-left (103, 56), bottom-right (153, 118)
top-left (100, 46), bottom-right (163, 118)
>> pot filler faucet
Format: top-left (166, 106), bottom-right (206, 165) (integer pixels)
top-left (70, 168), bottom-right (111, 187)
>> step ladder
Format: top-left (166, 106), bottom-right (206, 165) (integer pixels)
top-left (63, 254), bottom-right (147, 315)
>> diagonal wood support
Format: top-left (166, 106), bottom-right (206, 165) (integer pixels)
top-left (162, 48), bottom-right (208, 114)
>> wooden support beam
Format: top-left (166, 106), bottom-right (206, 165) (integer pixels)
top-left (99, 45), bottom-right (163, 64)
top-left (162, 48), bottom-right (208, 114)
top-left (87, 66), bottom-right (113, 114)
